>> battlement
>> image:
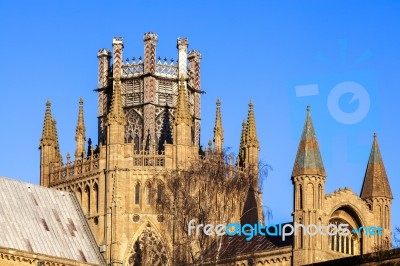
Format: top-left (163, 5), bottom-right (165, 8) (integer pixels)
top-left (120, 57), bottom-right (179, 78)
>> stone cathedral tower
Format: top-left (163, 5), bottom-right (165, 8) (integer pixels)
top-left (39, 33), bottom-right (262, 266)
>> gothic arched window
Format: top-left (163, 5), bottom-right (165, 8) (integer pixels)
top-left (93, 183), bottom-right (99, 214)
top-left (135, 183), bottom-right (140, 205)
top-left (146, 183), bottom-right (152, 205)
top-left (157, 184), bottom-right (163, 204)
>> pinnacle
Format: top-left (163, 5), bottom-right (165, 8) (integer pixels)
top-left (213, 98), bottom-right (224, 152)
top-left (246, 100), bottom-right (259, 147)
top-left (40, 100), bottom-right (56, 146)
top-left (108, 79), bottom-right (125, 125)
top-left (175, 75), bottom-right (192, 125)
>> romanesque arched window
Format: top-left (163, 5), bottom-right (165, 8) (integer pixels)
top-left (318, 184), bottom-right (322, 209)
top-left (328, 217), bottom-right (360, 255)
top-left (307, 183), bottom-right (314, 209)
top-left (385, 206), bottom-right (389, 229)
top-left (298, 185), bottom-right (303, 209)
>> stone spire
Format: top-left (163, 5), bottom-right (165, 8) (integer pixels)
top-left (108, 79), bottom-right (125, 125)
top-left (246, 100), bottom-right (259, 149)
top-left (213, 99), bottom-right (224, 153)
top-left (40, 100), bottom-right (56, 147)
top-left (175, 76), bottom-right (192, 126)
top-left (39, 100), bottom-right (61, 187)
top-left (75, 98), bottom-right (86, 158)
top-left (360, 133), bottom-right (393, 199)
top-left (292, 106), bottom-right (326, 177)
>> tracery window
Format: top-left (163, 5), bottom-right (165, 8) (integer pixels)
top-left (128, 223), bottom-right (168, 265)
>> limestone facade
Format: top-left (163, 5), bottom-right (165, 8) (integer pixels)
top-left (37, 33), bottom-right (393, 266)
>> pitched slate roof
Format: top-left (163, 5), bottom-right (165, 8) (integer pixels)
top-left (205, 223), bottom-right (293, 260)
top-left (0, 176), bottom-right (104, 265)
top-left (240, 187), bottom-right (259, 226)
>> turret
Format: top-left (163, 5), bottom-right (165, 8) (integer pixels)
top-left (360, 133), bottom-right (393, 249)
top-left (112, 37), bottom-right (123, 80)
top-left (142, 33), bottom-right (158, 149)
top-left (292, 106), bottom-right (326, 265)
top-left (75, 98), bottom-right (86, 159)
top-left (97, 48), bottom-right (111, 145)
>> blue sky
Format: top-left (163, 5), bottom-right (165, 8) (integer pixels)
top-left (1, 1), bottom-right (399, 235)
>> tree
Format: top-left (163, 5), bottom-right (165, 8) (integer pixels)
top-left (394, 226), bottom-right (400, 248)
top-left (151, 149), bottom-right (270, 265)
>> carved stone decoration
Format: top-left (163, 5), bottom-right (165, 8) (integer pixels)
top-left (128, 223), bottom-right (168, 266)
top-left (125, 109), bottom-right (143, 146)
top-left (155, 107), bottom-right (173, 152)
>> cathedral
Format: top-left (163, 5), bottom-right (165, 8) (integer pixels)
top-left (0, 33), bottom-right (396, 266)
